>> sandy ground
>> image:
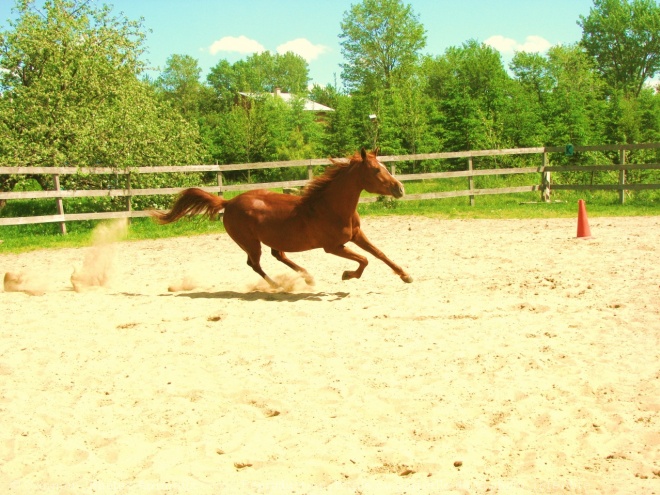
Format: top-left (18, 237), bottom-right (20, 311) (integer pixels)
top-left (0, 215), bottom-right (659, 495)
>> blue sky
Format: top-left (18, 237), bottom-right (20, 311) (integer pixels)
top-left (1, 0), bottom-right (596, 86)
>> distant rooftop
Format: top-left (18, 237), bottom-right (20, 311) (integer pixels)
top-left (239, 87), bottom-right (334, 112)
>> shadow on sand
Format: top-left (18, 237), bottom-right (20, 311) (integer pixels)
top-left (175, 290), bottom-right (350, 302)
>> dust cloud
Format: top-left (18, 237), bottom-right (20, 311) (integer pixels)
top-left (70, 219), bottom-right (128, 292)
top-left (3, 271), bottom-right (46, 296)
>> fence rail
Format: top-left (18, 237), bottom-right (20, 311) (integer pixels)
top-left (1, 143), bottom-right (659, 233)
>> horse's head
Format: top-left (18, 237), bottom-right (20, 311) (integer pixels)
top-left (355, 147), bottom-right (405, 198)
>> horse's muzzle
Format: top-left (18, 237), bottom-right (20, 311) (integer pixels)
top-left (392, 182), bottom-right (405, 198)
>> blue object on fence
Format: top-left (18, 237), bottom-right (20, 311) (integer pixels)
top-left (565, 143), bottom-right (574, 156)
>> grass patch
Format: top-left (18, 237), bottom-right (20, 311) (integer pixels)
top-left (0, 216), bottom-right (227, 253)
top-left (360, 178), bottom-right (659, 219)
top-left (360, 190), bottom-right (659, 219)
top-left (1, 181), bottom-right (658, 254)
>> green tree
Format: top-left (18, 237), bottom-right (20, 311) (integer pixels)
top-left (604, 85), bottom-right (660, 145)
top-left (203, 51), bottom-right (313, 170)
top-left (424, 40), bottom-right (510, 152)
top-left (207, 51), bottom-right (309, 96)
top-left (579, 0), bottom-right (660, 97)
top-left (339, 0), bottom-right (426, 92)
top-left (390, 75), bottom-right (432, 155)
top-left (508, 52), bottom-right (554, 146)
top-left (0, 0), bottom-right (202, 196)
top-left (543, 44), bottom-right (607, 147)
top-left (154, 54), bottom-right (208, 120)
top-left (510, 52), bottom-right (553, 106)
top-left (322, 93), bottom-right (360, 157)
top-left (271, 52), bottom-right (310, 93)
top-left (276, 96), bottom-right (323, 161)
top-left (205, 58), bottom-right (236, 112)
top-left (213, 96), bottom-right (285, 166)
top-left (500, 79), bottom-right (548, 148)
top-left (308, 83), bottom-right (341, 110)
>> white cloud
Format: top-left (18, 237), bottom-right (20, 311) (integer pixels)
top-left (207, 35), bottom-right (329, 62)
top-left (485, 35), bottom-right (552, 54)
top-left (276, 38), bottom-right (329, 62)
top-left (485, 35), bottom-right (518, 53)
top-left (518, 35), bottom-right (553, 53)
top-left (208, 35), bottom-right (265, 55)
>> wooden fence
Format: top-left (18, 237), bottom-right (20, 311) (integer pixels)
top-left (1, 143), bottom-right (659, 234)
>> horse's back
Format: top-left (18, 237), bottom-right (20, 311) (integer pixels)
top-left (225, 190), bottom-right (300, 218)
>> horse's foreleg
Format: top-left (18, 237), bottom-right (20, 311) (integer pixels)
top-left (324, 245), bottom-right (369, 281)
top-left (271, 250), bottom-right (315, 285)
top-left (351, 229), bottom-right (413, 283)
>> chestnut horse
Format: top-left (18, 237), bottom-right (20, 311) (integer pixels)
top-left (151, 148), bottom-right (412, 287)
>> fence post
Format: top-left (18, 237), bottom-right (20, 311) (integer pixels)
top-left (307, 164), bottom-right (314, 181)
top-left (53, 174), bottom-right (67, 235)
top-left (125, 171), bottom-right (132, 223)
top-left (541, 152), bottom-right (551, 202)
top-left (619, 148), bottom-right (626, 204)
top-left (217, 164), bottom-right (224, 197)
top-left (468, 156), bottom-right (475, 206)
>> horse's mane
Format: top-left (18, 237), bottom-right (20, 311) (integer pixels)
top-left (299, 151), bottom-right (360, 206)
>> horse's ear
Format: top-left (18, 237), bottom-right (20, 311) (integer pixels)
top-left (360, 147), bottom-right (367, 161)
top-left (374, 147), bottom-right (380, 156)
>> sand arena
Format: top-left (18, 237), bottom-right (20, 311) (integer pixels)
top-left (1, 215), bottom-right (659, 494)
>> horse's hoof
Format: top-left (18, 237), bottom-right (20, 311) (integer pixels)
top-left (304, 275), bottom-right (315, 286)
top-left (401, 274), bottom-right (413, 283)
top-left (342, 271), bottom-right (353, 281)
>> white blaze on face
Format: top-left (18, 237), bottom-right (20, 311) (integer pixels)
top-left (375, 157), bottom-right (404, 197)
top-left (376, 158), bottom-right (391, 175)
top-left (376, 158), bottom-right (392, 176)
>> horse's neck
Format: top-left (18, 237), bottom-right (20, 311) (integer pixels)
top-left (317, 168), bottom-right (363, 219)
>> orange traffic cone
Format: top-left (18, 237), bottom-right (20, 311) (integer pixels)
top-left (576, 199), bottom-right (592, 238)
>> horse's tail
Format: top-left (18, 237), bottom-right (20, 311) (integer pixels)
top-left (150, 188), bottom-right (227, 225)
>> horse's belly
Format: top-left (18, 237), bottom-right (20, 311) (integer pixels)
top-left (263, 221), bottom-right (353, 253)
top-left (257, 218), bottom-right (322, 252)
top-left (224, 192), bottom-right (352, 252)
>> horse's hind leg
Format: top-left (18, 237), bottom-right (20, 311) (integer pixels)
top-left (224, 217), bottom-right (278, 288)
top-left (271, 249), bottom-right (315, 285)
top-left (239, 242), bottom-right (278, 288)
